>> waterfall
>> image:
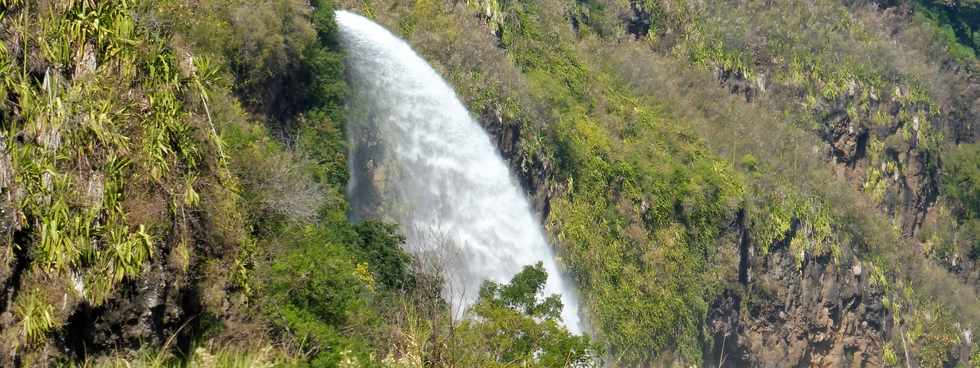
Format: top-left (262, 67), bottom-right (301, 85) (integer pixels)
top-left (336, 10), bottom-right (582, 333)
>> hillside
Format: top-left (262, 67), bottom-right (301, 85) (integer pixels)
top-left (0, 0), bottom-right (977, 367)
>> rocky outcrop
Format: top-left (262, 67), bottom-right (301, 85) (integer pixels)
top-left (476, 100), bottom-right (890, 368)
top-left (0, 138), bottom-right (26, 360)
top-left (705, 219), bottom-right (888, 368)
top-left (478, 104), bottom-right (561, 219)
top-left (58, 261), bottom-right (191, 359)
top-left (816, 91), bottom-right (940, 238)
top-left (0, 138), bottom-right (21, 305)
top-left (823, 108), bottom-right (869, 166)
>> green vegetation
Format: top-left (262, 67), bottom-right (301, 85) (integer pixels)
top-left (939, 143), bottom-right (980, 258)
top-left (454, 263), bottom-right (597, 367)
top-left (0, 0), bottom-right (224, 354)
top-left (1, 0), bottom-right (976, 366)
top-left (942, 143), bottom-right (980, 222)
top-left (356, 0), bottom-right (979, 365)
top-left (881, 0), bottom-right (980, 60)
top-left (366, 0), bottom-right (742, 363)
top-left (0, 0), bottom-right (594, 366)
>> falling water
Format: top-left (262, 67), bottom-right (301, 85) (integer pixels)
top-left (336, 10), bottom-right (582, 333)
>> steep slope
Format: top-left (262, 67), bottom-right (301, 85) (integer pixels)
top-left (0, 0), bottom-right (977, 366)
top-left (0, 1), bottom-right (237, 363)
top-left (0, 0), bottom-right (597, 366)
top-left (0, 0), bottom-right (399, 365)
top-left (616, 0), bottom-right (979, 277)
top-left (342, 0), bottom-right (980, 366)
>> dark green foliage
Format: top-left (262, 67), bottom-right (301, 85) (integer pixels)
top-left (222, 0), bottom-right (318, 121)
top-left (297, 110), bottom-right (349, 189)
top-left (303, 0), bottom-right (347, 122)
top-left (351, 221), bottom-right (412, 291)
top-left (302, 46), bottom-right (347, 122)
top-left (478, 262), bottom-right (563, 319)
top-left (265, 224), bottom-right (380, 367)
top-left (457, 263), bottom-right (598, 367)
top-left (880, 0), bottom-right (980, 59)
top-left (941, 143), bottom-right (980, 257)
top-left (270, 228), bottom-right (370, 327)
top-left (311, 0), bottom-right (343, 48)
top-left (942, 143), bottom-right (980, 221)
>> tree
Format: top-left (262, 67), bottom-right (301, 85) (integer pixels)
top-left (454, 263), bottom-right (599, 367)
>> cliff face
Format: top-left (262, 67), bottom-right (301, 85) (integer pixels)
top-left (479, 101), bottom-right (893, 367)
top-left (0, 0), bottom-right (343, 364)
top-left (2, 0), bottom-right (976, 365)
top-left (456, 0), bottom-right (979, 364)
top-left (624, 0), bottom-right (980, 249)
top-left (817, 86), bottom-right (942, 238)
top-left (707, 263), bottom-right (886, 367)
top-left (706, 213), bottom-right (888, 368)
top-left (479, 106), bottom-right (559, 220)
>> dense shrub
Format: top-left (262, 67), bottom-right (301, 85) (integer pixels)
top-left (941, 143), bottom-right (980, 257)
top-left (942, 143), bottom-right (980, 221)
top-left (876, 0), bottom-right (980, 59)
top-left (453, 263), bottom-right (599, 367)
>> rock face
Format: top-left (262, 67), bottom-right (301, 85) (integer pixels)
top-left (824, 109), bottom-right (869, 166)
top-left (705, 228), bottom-right (888, 367)
top-left (477, 107), bottom-right (890, 367)
top-left (0, 138), bottom-right (25, 358)
top-left (59, 262), bottom-right (190, 359)
top-left (478, 105), bottom-right (560, 219)
top-left (816, 94), bottom-right (940, 238)
top-left (0, 129), bottom-right (199, 365)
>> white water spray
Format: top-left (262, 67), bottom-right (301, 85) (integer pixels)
top-left (336, 10), bottom-right (582, 333)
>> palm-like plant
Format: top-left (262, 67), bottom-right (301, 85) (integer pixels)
top-left (14, 289), bottom-right (57, 345)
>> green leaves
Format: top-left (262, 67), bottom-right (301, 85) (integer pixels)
top-left (478, 262), bottom-right (563, 320)
top-left (264, 223), bottom-right (383, 366)
top-left (940, 143), bottom-right (980, 259)
top-left (942, 143), bottom-right (980, 222)
top-left (459, 263), bottom-right (598, 368)
top-left (349, 221), bottom-right (411, 291)
top-left (15, 289), bottom-right (57, 345)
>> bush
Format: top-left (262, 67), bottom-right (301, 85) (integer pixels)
top-left (263, 224), bottom-right (381, 367)
top-left (942, 143), bottom-right (980, 221)
top-left (941, 143), bottom-right (980, 258)
top-left (455, 263), bottom-right (599, 367)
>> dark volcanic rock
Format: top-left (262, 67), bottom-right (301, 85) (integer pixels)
top-left (478, 104), bottom-right (560, 219)
top-left (706, 227), bottom-right (887, 368)
top-left (478, 99), bottom-right (890, 367)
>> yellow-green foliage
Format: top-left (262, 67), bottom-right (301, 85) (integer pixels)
top-left (14, 288), bottom-right (57, 345)
top-left (82, 343), bottom-right (302, 368)
top-left (749, 190), bottom-right (838, 267)
top-left (883, 343), bottom-right (899, 367)
top-left (0, 0), bottom-right (229, 348)
top-left (434, 1), bottom-right (747, 363)
top-left (904, 302), bottom-right (962, 368)
top-left (636, 0), bottom-right (953, 229)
